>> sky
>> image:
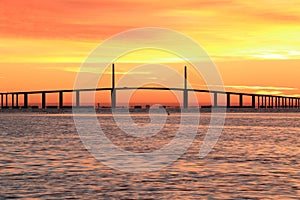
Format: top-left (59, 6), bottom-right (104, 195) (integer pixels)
top-left (1, 0), bottom-right (300, 105)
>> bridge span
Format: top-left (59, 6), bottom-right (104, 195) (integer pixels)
top-left (1, 65), bottom-right (299, 110)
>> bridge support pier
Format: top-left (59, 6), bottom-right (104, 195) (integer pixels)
top-left (183, 66), bottom-right (188, 109)
top-left (11, 94), bottom-right (14, 108)
top-left (42, 92), bottom-right (46, 109)
top-left (239, 94), bottom-right (243, 108)
top-left (24, 93), bottom-right (28, 108)
top-left (16, 94), bottom-right (19, 108)
top-left (6, 94), bottom-right (8, 108)
top-left (76, 91), bottom-right (80, 107)
top-left (59, 92), bottom-right (63, 109)
top-left (252, 95), bottom-right (255, 108)
top-left (111, 63), bottom-right (116, 109)
top-left (227, 94), bottom-right (231, 108)
top-left (214, 93), bottom-right (218, 107)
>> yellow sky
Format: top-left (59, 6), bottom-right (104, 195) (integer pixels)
top-left (1, 0), bottom-right (300, 102)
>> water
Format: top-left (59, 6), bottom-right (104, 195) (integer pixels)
top-left (0, 113), bottom-right (299, 199)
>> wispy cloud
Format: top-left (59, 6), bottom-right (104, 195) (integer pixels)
top-left (1, 0), bottom-right (300, 63)
top-left (192, 84), bottom-right (299, 97)
top-left (194, 84), bottom-right (298, 91)
top-left (255, 90), bottom-right (284, 95)
top-left (41, 66), bottom-right (151, 75)
top-left (224, 85), bottom-right (297, 91)
top-left (255, 90), bottom-right (300, 97)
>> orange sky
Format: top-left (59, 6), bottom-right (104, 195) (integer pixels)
top-left (1, 0), bottom-right (300, 105)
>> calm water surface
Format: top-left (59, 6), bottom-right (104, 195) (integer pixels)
top-left (0, 113), bottom-right (299, 199)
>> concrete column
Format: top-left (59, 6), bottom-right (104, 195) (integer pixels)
top-left (252, 95), bottom-right (255, 108)
top-left (275, 97), bottom-right (278, 108)
top-left (76, 91), bottom-right (80, 107)
top-left (42, 92), bottom-right (46, 109)
top-left (239, 94), bottom-right (243, 108)
top-left (227, 93), bottom-right (231, 108)
top-left (12, 94), bottom-right (14, 108)
top-left (258, 96), bottom-right (260, 108)
top-left (111, 63), bottom-right (116, 109)
top-left (16, 94), bottom-right (19, 108)
top-left (6, 94), bottom-right (8, 107)
top-left (183, 66), bottom-right (188, 109)
top-left (59, 92), bottom-right (63, 109)
top-left (24, 93), bottom-right (28, 108)
top-left (214, 92), bottom-right (218, 107)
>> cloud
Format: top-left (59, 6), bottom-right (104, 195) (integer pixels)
top-left (255, 90), bottom-right (300, 97)
top-left (224, 85), bottom-right (297, 91)
top-left (255, 90), bottom-right (284, 95)
top-left (194, 84), bottom-right (298, 91)
top-left (41, 66), bottom-right (151, 75)
top-left (1, 0), bottom-right (300, 63)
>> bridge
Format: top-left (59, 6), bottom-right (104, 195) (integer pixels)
top-left (1, 64), bottom-right (300, 110)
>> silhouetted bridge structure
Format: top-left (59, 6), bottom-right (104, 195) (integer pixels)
top-left (1, 65), bottom-right (300, 110)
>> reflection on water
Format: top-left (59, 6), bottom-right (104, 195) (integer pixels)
top-left (0, 113), bottom-right (299, 199)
